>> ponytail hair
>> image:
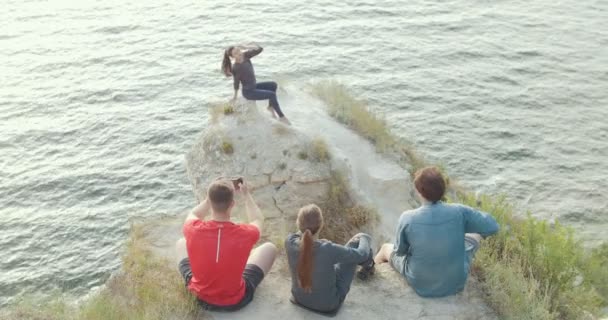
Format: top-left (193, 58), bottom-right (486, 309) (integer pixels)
top-left (295, 204), bottom-right (323, 294)
top-left (297, 229), bottom-right (314, 293)
top-left (221, 46), bottom-right (234, 77)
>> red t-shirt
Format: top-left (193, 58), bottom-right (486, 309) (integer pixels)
top-left (183, 219), bottom-right (260, 306)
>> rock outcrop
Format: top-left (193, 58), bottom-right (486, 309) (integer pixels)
top-left (143, 97), bottom-right (497, 320)
top-left (185, 99), bottom-right (337, 236)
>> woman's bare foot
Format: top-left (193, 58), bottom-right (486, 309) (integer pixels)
top-left (279, 116), bottom-right (291, 125)
top-left (267, 106), bottom-right (277, 119)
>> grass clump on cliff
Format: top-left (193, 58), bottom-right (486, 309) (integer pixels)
top-left (319, 172), bottom-right (379, 244)
top-left (311, 81), bottom-right (393, 150)
top-left (310, 137), bottom-right (330, 162)
top-left (221, 139), bottom-right (234, 155)
top-left (312, 81), bottom-right (608, 319)
top-left (2, 225), bottom-right (205, 320)
top-left (209, 102), bottom-right (234, 124)
top-left (223, 105), bottom-right (234, 115)
top-left (311, 81), bottom-right (426, 172)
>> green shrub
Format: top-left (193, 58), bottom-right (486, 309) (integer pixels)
top-left (475, 259), bottom-right (554, 320)
top-left (581, 243), bottom-right (608, 305)
top-left (460, 194), bottom-right (605, 319)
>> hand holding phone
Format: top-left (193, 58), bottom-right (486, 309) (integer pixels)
top-left (231, 177), bottom-right (244, 191)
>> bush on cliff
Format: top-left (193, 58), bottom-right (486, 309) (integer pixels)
top-left (460, 194), bottom-right (605, 319)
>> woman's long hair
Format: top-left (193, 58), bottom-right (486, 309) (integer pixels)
top-left (296, 204), bottom-right (324, 293)
top-left (221, 46), bottom-right (234, 77)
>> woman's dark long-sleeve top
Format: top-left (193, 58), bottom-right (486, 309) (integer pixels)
top-left (285, 233), bottom-right (371, 312)
top-left (232, 46), bottom-right (263, 91)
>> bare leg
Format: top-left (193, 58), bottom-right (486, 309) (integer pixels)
top-left (175, 237), bottom-right (188, 264)
top-left (374, 243), bottom-right (394, 264)
top-left (246, 242), bottom-right (278, 275)
top-left (465, 233), bottom-right (482, 243)
top-left (267, 105), bottom-right (277, 118)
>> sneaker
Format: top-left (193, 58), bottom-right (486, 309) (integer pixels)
top-left (357, 254), bottom-right (375, 280)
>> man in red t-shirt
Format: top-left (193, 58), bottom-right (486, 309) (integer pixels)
top-left (176, 178), bottom-right (277, 311)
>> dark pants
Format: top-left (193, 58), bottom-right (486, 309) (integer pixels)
top-left (242, 81), bottom-right (285, 118)
top-left (335, 233), bottom-right (374, 300)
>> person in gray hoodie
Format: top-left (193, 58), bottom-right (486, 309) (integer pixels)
top-left (285, 204), bottom-right (374, 314)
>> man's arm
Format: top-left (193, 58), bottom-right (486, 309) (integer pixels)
top-left (240, 182), bottom-right (264, 234)
top-left (185, 198), bottom-right (212, 223)
top-left (462, 205), bottom-right (499, 238)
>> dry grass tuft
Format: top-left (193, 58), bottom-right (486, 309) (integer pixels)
top-left (310, 137), bottom-right (330, 162)
top-left (221, 139), bottom-right (234, 155)
top-left (208, 102), bottom-right (233, 123)
top-left (311, 81), bottom-right (427, 173)
top-left (311, 81), bottom-right (394, 151)
top-left (319, 172), bottom-right (379, 244)
top-left (223, 105), bottom-right (234, 115)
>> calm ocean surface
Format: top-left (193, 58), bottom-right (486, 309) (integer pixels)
top-left (1, 0), bottom-right (607, 306)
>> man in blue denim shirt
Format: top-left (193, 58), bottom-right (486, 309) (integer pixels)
top-left (375, 167), bottom-right (499, 297)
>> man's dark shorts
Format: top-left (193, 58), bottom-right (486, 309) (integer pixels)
top-left (178, 258), bottom-right (264, 311)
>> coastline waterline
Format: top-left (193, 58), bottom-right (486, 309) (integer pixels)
top-left (1, 0), bottom-right (607, 306)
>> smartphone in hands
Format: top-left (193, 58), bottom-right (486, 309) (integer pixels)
top-left (231, 177), bottom-right (243, 190)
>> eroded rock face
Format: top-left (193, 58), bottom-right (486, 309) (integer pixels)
top-left (185, 100), bottom-right (334, 229)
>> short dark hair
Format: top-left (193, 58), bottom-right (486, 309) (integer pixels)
top-left (414, 166), bottom-right (446, 203)
top-left (207, 180), bottom-right (234, 213)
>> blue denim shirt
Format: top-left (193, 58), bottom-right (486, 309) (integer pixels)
top-left (393, 202), bottom-right (499, 297)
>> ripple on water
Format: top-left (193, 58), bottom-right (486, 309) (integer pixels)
top-left (94, 25), bottom-right (141, 35)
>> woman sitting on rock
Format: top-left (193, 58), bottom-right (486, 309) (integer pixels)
top-left (285, 204), bottom-right (374, 315)
top-left (221, 43), bottom-right (290, 125)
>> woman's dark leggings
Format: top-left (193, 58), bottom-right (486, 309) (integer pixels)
top-left (242, 81), bottom-right (285, 118)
